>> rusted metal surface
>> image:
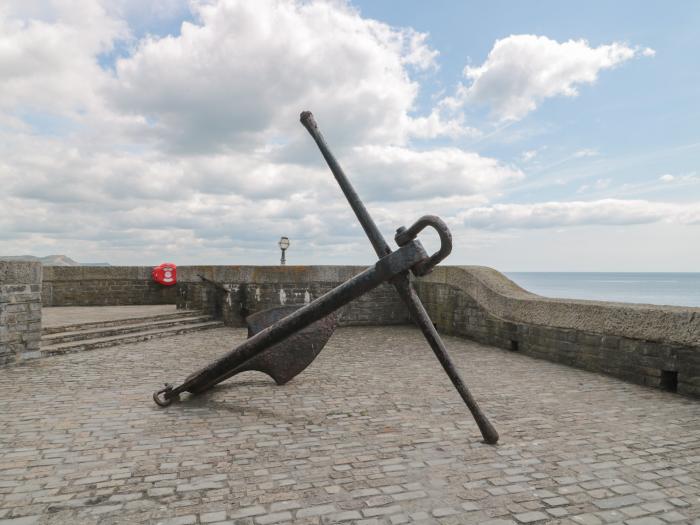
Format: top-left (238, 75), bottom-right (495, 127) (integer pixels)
top-left (153, 111), bottom-right (499, 445)
top-left (241, 305), bottom-right (338, 385)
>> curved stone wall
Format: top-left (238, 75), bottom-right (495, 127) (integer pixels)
top-left (414, 266), bottom-right (699, 396)
top-left (37, 264), bottom-right (699, 395)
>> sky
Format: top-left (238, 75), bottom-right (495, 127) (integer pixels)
top-left (1, 0), bottom-right (698, 270)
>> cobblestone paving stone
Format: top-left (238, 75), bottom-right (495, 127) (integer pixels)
top-left (0, 326), bottom-right (698, 525)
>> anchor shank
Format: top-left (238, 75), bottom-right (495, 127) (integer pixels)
top-left (300, 111), bottom-right (392, 258)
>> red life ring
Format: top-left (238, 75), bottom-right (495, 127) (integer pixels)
top-left (152, 263), bottom-right (177, 286)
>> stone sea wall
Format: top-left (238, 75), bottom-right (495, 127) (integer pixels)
top-left (42, 266), bottom-right (177, 306)
top-left (37, 264), bottom-right (699, 395)
top-left (176, 266), bottom-right (409, 327)
top-left (40, 265), bottom-right (409, 325)
top-left (0, 261), bottom-right (42, 365)
top-left (415, 266), bottom-right (699, 397)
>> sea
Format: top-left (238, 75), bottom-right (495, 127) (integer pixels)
top-left (504, 272), bottom-right (700, 308)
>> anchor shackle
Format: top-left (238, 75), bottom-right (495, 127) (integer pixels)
top-left (395, 215), bottom-right (452, 277)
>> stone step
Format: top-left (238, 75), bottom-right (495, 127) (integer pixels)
top-left (41, 315), bottom-right (213, 345)
top-left (41, 310), bottom-right (203, 335)
top-left (41, 321), bottom-right (224, 357)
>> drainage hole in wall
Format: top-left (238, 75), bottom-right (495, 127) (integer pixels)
top-left (510, 340), bottom-right (519, 352)
top-left (660, 370), bottom-right (678, 393)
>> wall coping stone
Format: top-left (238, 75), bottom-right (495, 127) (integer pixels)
top-left (43, 265), bottom-right (371, 284)
top-left (177, 265), bottom-right (368, 284)
top-left (42, 265), bottom-right (150, 281)
top-left (419, 266), bottom-right (700, 347)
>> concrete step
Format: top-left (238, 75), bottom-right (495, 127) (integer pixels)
top-left (41, 315), bottom-right (213, 345)
top-left (41, 320), bottom-right (224, 357)
top-left (42, 310), bottom-right (203, 335)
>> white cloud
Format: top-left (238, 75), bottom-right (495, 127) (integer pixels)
top-left (578, 178), bottom-right (612, 193)
top-left (106, 0), bottom-right (460, 153)
top-left (443, 35), bottom-right (652, 121)
top-left (407, 110), bottom-right (478, 140)
top-left (459, 199), bottom-right (700, 229)
top-left (659, 172), bottom-right (698, 183)
top-left (0, 1), bottom-right (127, 116)
top-left (349, 145), bottom-right (523, 201)
top-left (0, 2), bottom-right (688, 267)
top-left (573, 148), bottom-right (599, 158)
top-left (521, 150), bottom-right (538, 162)
top-left (0, 125), bottom-right (522, 260)
top-left (1, 0), bottom-right (526, 264)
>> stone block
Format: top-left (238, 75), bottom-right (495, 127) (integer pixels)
top-left (678, 382), bottom-right (700, 396)
top-left (0, 261), bottom-right (42, 285)
top-left (0, 262), bottom-right (43, 366)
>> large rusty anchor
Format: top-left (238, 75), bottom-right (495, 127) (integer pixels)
top-left (153, 111), bottom-right (499, 445)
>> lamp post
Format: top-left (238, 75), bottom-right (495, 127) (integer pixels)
top-left (278, 236), bottom-right (290, 265)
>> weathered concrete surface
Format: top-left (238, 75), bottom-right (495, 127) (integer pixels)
top-left (43, 305), bottom-right (179, 329)
top-left (0, 261), bottom-right (42, 365)
top-left (0, 326), bottom-right (698, 524)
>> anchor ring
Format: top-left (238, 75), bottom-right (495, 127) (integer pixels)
top-left (394, 215), bottom-right (452, 276)
top-left (153, 384), bottom-right (175, 407)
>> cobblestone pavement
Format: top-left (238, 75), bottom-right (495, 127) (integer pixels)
top-left (42, 305), bottom-right (179, 328)
top-left (1, 326), bottom-right (698, 525)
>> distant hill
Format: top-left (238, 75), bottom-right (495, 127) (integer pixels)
top-left (0, 255), bottom-right (111, 267)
